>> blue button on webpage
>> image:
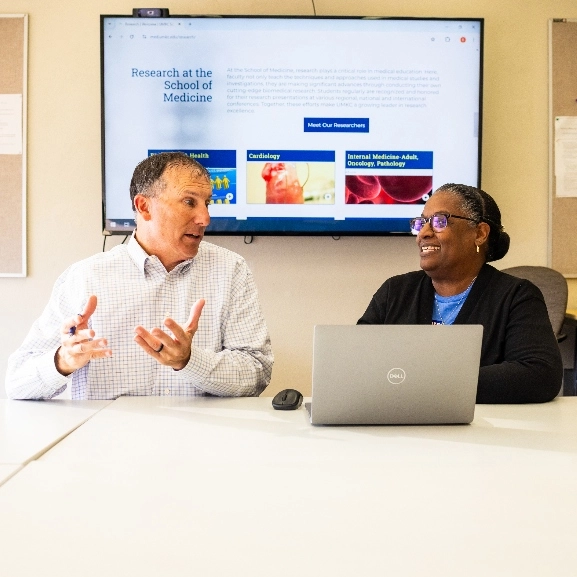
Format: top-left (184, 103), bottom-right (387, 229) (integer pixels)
top-left (304, 118), bottom-right (369, 133)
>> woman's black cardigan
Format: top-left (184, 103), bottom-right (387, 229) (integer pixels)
top-left (358, 263), bottom-right (563, 403)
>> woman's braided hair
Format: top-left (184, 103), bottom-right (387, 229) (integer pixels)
top-left (435, 183), bottom-right (510, 262)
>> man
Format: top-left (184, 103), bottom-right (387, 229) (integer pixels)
top-left (5, 152), bottom-right (273, 399)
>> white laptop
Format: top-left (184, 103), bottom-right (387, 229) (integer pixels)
top-left (307, 325), bottom-right (483, 425)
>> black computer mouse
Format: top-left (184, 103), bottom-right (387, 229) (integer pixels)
top-left (272, 388), bottom-right (303, 410)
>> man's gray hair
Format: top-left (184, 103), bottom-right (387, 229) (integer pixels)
top-left (129, 152), bottom-right (211, 211)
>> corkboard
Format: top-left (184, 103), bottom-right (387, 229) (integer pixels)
top-left (550, 19), bottom-right (577, 276)
top-left (0, 15), bottom-right (27, 276)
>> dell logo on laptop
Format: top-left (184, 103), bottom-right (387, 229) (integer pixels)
top-left (387, 368), bottom-right (406, 385)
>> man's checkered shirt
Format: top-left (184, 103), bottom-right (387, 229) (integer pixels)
top-left (6, 237), bottom-right (273, 399)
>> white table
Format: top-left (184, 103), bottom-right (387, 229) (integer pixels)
top-left (0, 399), bottom-right (111, 465)
top-left (0, 397), bottom-right (576, 576)
top-left (0, 464), bottom-right (21, 486)
top-left (33, 396), bottom-right (577, 472)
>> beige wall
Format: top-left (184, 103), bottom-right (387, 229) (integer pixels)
top-left (1, 0), bottom-right (577, 399)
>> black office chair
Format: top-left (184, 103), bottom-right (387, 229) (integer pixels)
top-left (501, 266), bottom-right (568, 342)
top-left (502, 266), bottom-right (575, 395)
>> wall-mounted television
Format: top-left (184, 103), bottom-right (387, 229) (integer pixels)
top-left (101, 15), bottom-right (483, 236)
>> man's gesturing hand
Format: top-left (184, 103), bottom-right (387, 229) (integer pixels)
top-left (133, 299), bottom-right (205, 371)
top-left (55, 295), bottom-right (112, 376)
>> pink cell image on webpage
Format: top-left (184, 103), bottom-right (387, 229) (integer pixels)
top-left (345, 175), bottom-right (432, 204)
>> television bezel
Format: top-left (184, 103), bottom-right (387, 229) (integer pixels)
top-left (100, 14), bottom-right (484, 237)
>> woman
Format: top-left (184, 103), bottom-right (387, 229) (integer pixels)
top-left (358, 183), bottom-right (562, 403)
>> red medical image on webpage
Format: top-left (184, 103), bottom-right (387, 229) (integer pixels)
top-left (262, 162), bottom-right (304, 204)
top-left (345, 175), bottom-right (432, 204)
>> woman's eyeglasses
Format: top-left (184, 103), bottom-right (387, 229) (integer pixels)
top-left (409, 212), bottom-right (477, 235)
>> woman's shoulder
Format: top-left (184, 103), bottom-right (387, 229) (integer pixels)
top-left (371, 270), bottom-right (430, 300)
top-left (479, 264), bottom-right (544, 300)
top-left (380, 269), bottom-right (429, 289)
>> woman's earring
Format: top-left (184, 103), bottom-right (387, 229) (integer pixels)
top-left (476, 244), bottom-right (480, 254)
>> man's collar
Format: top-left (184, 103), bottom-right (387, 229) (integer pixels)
top-left (127, 233), bottom-right (149, 275)
top-left (127, 233), bottom-right (196, 275)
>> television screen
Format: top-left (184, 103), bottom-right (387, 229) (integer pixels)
top-left (101, 16), bottom-right (483, 235)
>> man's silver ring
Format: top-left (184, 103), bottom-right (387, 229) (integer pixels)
top-left (155, 343), bottom-right (164, 353)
